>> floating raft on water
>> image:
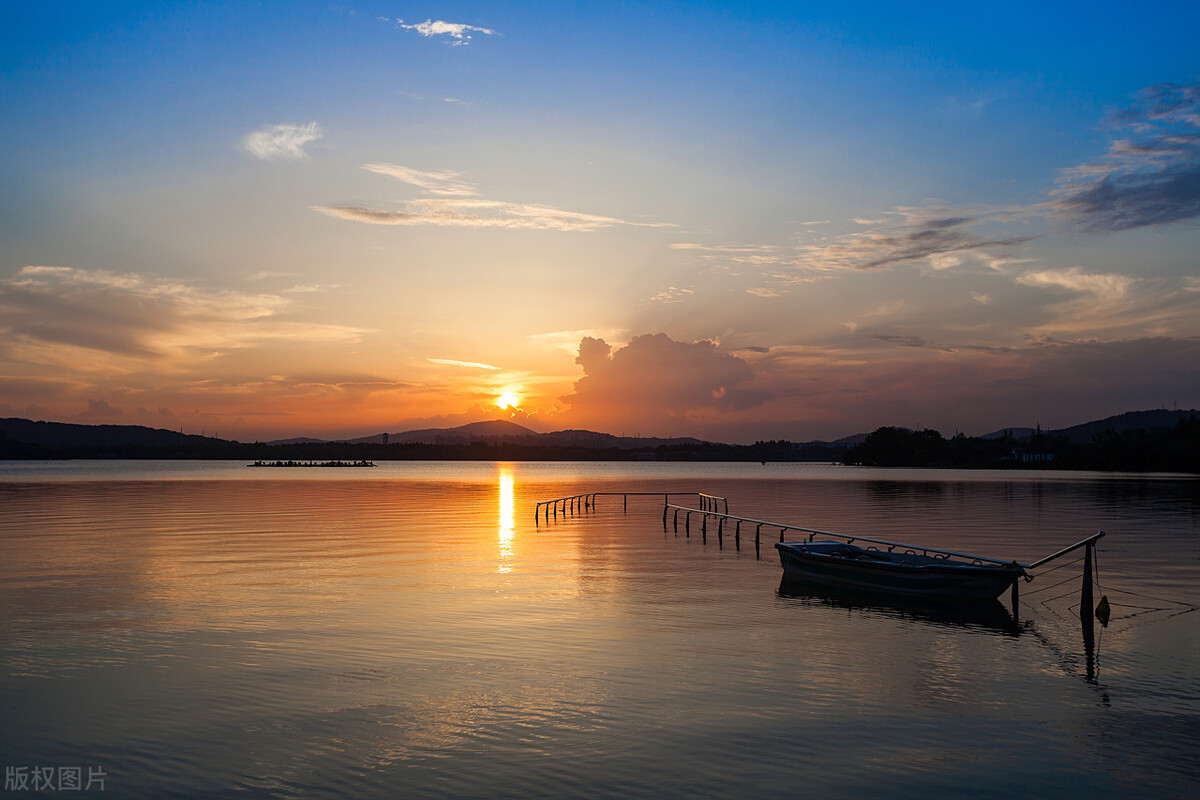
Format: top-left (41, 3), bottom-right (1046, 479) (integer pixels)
top-left (248, 459), bottom-right (376, 468)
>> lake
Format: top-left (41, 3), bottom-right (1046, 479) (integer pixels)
top-left (1, 461), bottom-right (1197, 798)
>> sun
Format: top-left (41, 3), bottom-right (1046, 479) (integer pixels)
top-left (495, 391), bottom-right (521, 410)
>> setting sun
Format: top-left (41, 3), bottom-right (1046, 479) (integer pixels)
top-left (495, 391), bottom-right (521, 410)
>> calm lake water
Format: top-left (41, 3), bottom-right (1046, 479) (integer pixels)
top-left (1, 461), bottom-right (1197, 798)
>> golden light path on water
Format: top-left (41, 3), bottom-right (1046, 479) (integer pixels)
top-left (498, 466), bottom-right (515, 573)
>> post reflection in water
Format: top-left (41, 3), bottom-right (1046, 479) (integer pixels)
top-left (497, 465), bottom-right (515, 573)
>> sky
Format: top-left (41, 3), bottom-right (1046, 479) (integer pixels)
top-left (1, 1), bottom-right (1198, 444)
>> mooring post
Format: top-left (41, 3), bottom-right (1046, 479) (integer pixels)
top-left (780, 528), bottom-right (786, 543)
top-left (735, 520), bottom-right (741, 551)
top-left (717, 517), bottom-right (724, 547)
top-left (701, 514), bottom-right (707, 543)
top-left (685, 511), bottom-right (691, 537)
top-left (1081, 541), bottom-right (1095, 634)
top-left (755, 524), bottom-right (762, 558)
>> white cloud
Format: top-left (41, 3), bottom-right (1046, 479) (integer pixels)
top-left (428, 358), bottom-right (502, 370)
top-left (243, 122), bottom-right (322, 161)
top-left (397, 18), bottom-right (497, 44)
top-left (379, 17), bottom-right (498, 45)
top-left (362, 163), bottom-right (479, 196)
top-left (318, 163), bottom-right (673, 232)
top-left (1016, 267), bottom-right (1133, 302)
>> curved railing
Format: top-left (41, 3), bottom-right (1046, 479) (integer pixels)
top-left (535, 491), bottom-right (726, 524)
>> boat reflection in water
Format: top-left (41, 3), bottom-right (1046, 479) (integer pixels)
top-left (777, 575), bottom-right (1022, 636)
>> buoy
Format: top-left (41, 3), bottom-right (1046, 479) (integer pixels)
top-left (1096, 595), bottom-right (1111, 627)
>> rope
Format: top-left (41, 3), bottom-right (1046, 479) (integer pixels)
top-left (1023, 572), bottom-right (1086, 596)
top-left (1096, 584), bottom-right (1200, 610)
top-left (1030, 554), bottom-right (1085, 578)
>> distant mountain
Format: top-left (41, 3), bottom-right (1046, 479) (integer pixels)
top-left (5, 408), bottom-right (1195, 455)
top-left (979, 427), bottom-right (1036, 440)
top-left (339, 421), bottom-right (706, 450)
top-left (368, 420), bottom-right (539, 445)
top-left (1049, 409), bottom-right (1199, 444)
top-left (0, 418), bottom-right (230, 449)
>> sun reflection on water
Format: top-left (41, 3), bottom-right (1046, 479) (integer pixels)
top-left (498, 466), bottom-right (514, 573)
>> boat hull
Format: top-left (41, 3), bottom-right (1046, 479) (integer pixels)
top-left (775, 542), bottom-right (1023, 600)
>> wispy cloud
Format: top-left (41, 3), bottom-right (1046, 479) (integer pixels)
top-left (648, 286), bottom-right (694, 304)
top-left (1016, 267), bottom-right (1134, 302)
top-left (1053, 81), bottom-right (1200, 231)
top-left (428, 358), bottom-right (502, 370)
top-left (243, 122), bottom-right (322, 161)
top-left (362, 163), bottom-right (478, 196)
top-left (316, 164), bottom-right (674, 232)
top-left (0, 266), bottom-right (364, 369)
top-left (795, 208), bottom-right (1032, 273)
top-left (528, 329), bottom-right (627, 355)
top-left (380, 17), bottom-right (497, 45)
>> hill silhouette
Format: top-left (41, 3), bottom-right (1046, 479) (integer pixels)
top-left (2, 409), bottom-right (1197, 470)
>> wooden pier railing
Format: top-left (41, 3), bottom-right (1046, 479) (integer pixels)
top-left (535, 491), bottom-right (726, 524)
top-left (535, 491), bottom-right (1104, 642)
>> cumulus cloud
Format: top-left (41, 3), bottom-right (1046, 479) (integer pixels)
top-left (561, 333), bottom-right (764, 429)
top-left (380, 17), bottom-right (497, 45)
top-left (1053, 81), bottom-right (1200, 231)
top-left (243, 122), bottom-right (322, 160)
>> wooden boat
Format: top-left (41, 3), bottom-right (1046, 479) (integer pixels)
top-left (775, 540), bottom-right (1026, 600)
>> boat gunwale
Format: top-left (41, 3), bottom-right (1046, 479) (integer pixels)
top-left (774, 541), bottom-right (1027, 575)
top-left (664, 502), bottom-right (1030, 568)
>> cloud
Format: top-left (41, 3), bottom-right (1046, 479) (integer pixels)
top-left (81, 398), bottom-right (123, 422)
top-left (316, 163), bottom-right (673, 232)
top-left (528, 329), bottom-right (626, 355)
top-left (393, 18), bottom-right (497, 45)
top-left (796, 209), bottom-right (1032, 273)
top-left (362, 163), bottom-right (478, 197)
top-left (0, 266), bottom-right (365, 368)
top-left (648, 286), bottom-right (694, 303)
top-left (1016, 267), bottom-right (1133, 302)
top-left (243, 122), bottom-right (322, 160)
top-left (1053, 81), bottom-right (1200, 231)
top-left (315, 198), bottom-right (671, 232)
top-left (428, 358), bottom-right (502, 370)
top-left (560, 333), bottom-right (764, 430)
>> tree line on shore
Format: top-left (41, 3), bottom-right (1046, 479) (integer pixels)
top-left (843, 415), bottom-right (1200, 472)
top-left (2, 414), bottom-right (1197, 472)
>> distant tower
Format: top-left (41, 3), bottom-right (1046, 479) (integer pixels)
top-left (382, 432), bottom-right (389, 445)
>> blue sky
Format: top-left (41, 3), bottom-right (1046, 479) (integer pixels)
top-left (2, 2), bottom-right (1198, 441)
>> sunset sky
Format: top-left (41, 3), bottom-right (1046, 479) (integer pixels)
top-left (2, 2), bottom-right (1198, 443)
